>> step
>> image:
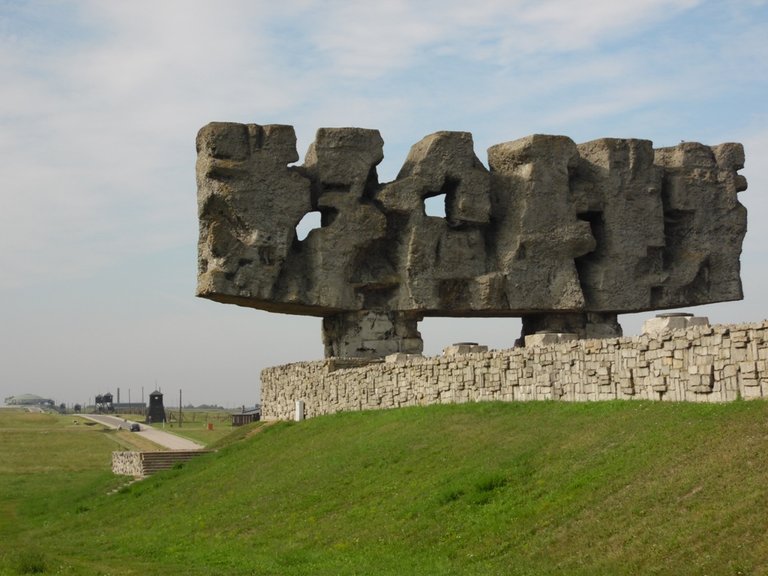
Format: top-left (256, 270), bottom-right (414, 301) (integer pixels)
top-left (139, 450), bottom-right (212, 476)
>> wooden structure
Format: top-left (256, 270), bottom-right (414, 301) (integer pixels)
top-left (146, 390), bottom-right (166, 424)
top-left (231, 407), bottom-right (260, 427)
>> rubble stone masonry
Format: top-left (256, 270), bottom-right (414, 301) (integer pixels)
top-left (261, 321), bottom-right (768, 420)
top-left (112, 451), bottom-right (143, 477)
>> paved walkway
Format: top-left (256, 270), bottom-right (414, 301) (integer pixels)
top-left (78, 414), bottom-right (205, 451)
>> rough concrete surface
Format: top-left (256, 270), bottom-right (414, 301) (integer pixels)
top-left (196, 124), bottom-right (747, 358)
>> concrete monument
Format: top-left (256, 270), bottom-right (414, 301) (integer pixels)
top-left (196, 123), bottom-right (747, 358)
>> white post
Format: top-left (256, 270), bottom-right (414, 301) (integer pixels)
top-left (294, 400), bottom-right (305, 422)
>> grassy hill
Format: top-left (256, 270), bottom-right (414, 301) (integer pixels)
top-left (1, 401), bottom-right (768, 575)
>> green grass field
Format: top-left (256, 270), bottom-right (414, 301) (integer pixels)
top-left (1, 401), bottom-right (767, 575)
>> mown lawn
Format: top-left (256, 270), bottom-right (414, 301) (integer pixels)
top-left (1, 401), bottom-right (768, 575)
top-left (0, 410), bottom-right (126, 575)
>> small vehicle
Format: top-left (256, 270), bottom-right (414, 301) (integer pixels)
top-left (129, 423), bottom-right (141, 432)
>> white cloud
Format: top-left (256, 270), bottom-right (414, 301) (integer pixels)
top-left (297, 0), bottom-right (700, 78)
top-left (506, 0), bottom-right (699, 51)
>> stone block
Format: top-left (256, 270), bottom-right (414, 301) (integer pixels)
top-left (384, 353), bottom-right (424, 365)
top-left (443, 343), bottom-right (489, 356)
top-left (739, 361), bottom-right (756, 374)
top-left (524, 333), bottom-right (578, 347)
top-left (642, 314), bottom-right (710, 337)
top-left (742, 385), bottom-right (764, 399)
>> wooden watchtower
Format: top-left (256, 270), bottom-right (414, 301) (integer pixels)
top-left (146, 390), bottom-right (166, 424)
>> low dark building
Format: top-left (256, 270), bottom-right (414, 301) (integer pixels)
top-left (113, 402), bottom-right (147, 415)
top-left (232, 406), bottom-right (260, 426)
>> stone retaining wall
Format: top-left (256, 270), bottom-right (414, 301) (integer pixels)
top-left (261, 321), bottom-right (768, 420)
top-left (112, 451), bottom-right (143, 477)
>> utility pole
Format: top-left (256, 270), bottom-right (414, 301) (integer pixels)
top-left (179, 389), bottom-right (182, 428)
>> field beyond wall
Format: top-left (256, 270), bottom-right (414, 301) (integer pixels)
top-left (1, 401), bottom-right (767, 575)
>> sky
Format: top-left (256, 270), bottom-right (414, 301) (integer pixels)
top-left (1, 0), bottom-right (767, 408)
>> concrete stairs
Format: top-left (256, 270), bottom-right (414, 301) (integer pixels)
top-left (140, 450), bottom-right (212, 476)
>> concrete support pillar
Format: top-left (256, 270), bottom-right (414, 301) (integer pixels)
top-left (322, 311), bottom-right (423, 358)
top-left (519, 312), bottom-right (622, 345)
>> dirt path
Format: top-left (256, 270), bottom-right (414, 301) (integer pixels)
top-left (78, 414), bottom-right (205, 450)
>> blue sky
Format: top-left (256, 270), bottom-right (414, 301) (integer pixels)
top-left (1, 0), bottom-right (767, 407)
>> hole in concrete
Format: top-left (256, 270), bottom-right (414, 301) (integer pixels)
top-left (423, 177), bottom-right (459, 221)
top-left (296, 211), bottom-right (322, 241)
top-left (424, 194), bottom-right (446, 217)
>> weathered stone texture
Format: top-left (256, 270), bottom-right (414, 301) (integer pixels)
top-left (488, 135), bottom-right (594, 312)
top-left (112, 451), bottom-right (143, 477)
top-left (261, 321), bottom-right (768, 420)
top-left (196, 123), bottom-right (313, 313)
top-left (642, 313), bottom-right (709, 336)
top-left (197, 124), bottom-right (748, 357)
top-left (652, 143), bottom-right (747, 308)
top-left (322, 311), bottom-right (423, 358)
top-left (572, 138), bottom-right (665, 311)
